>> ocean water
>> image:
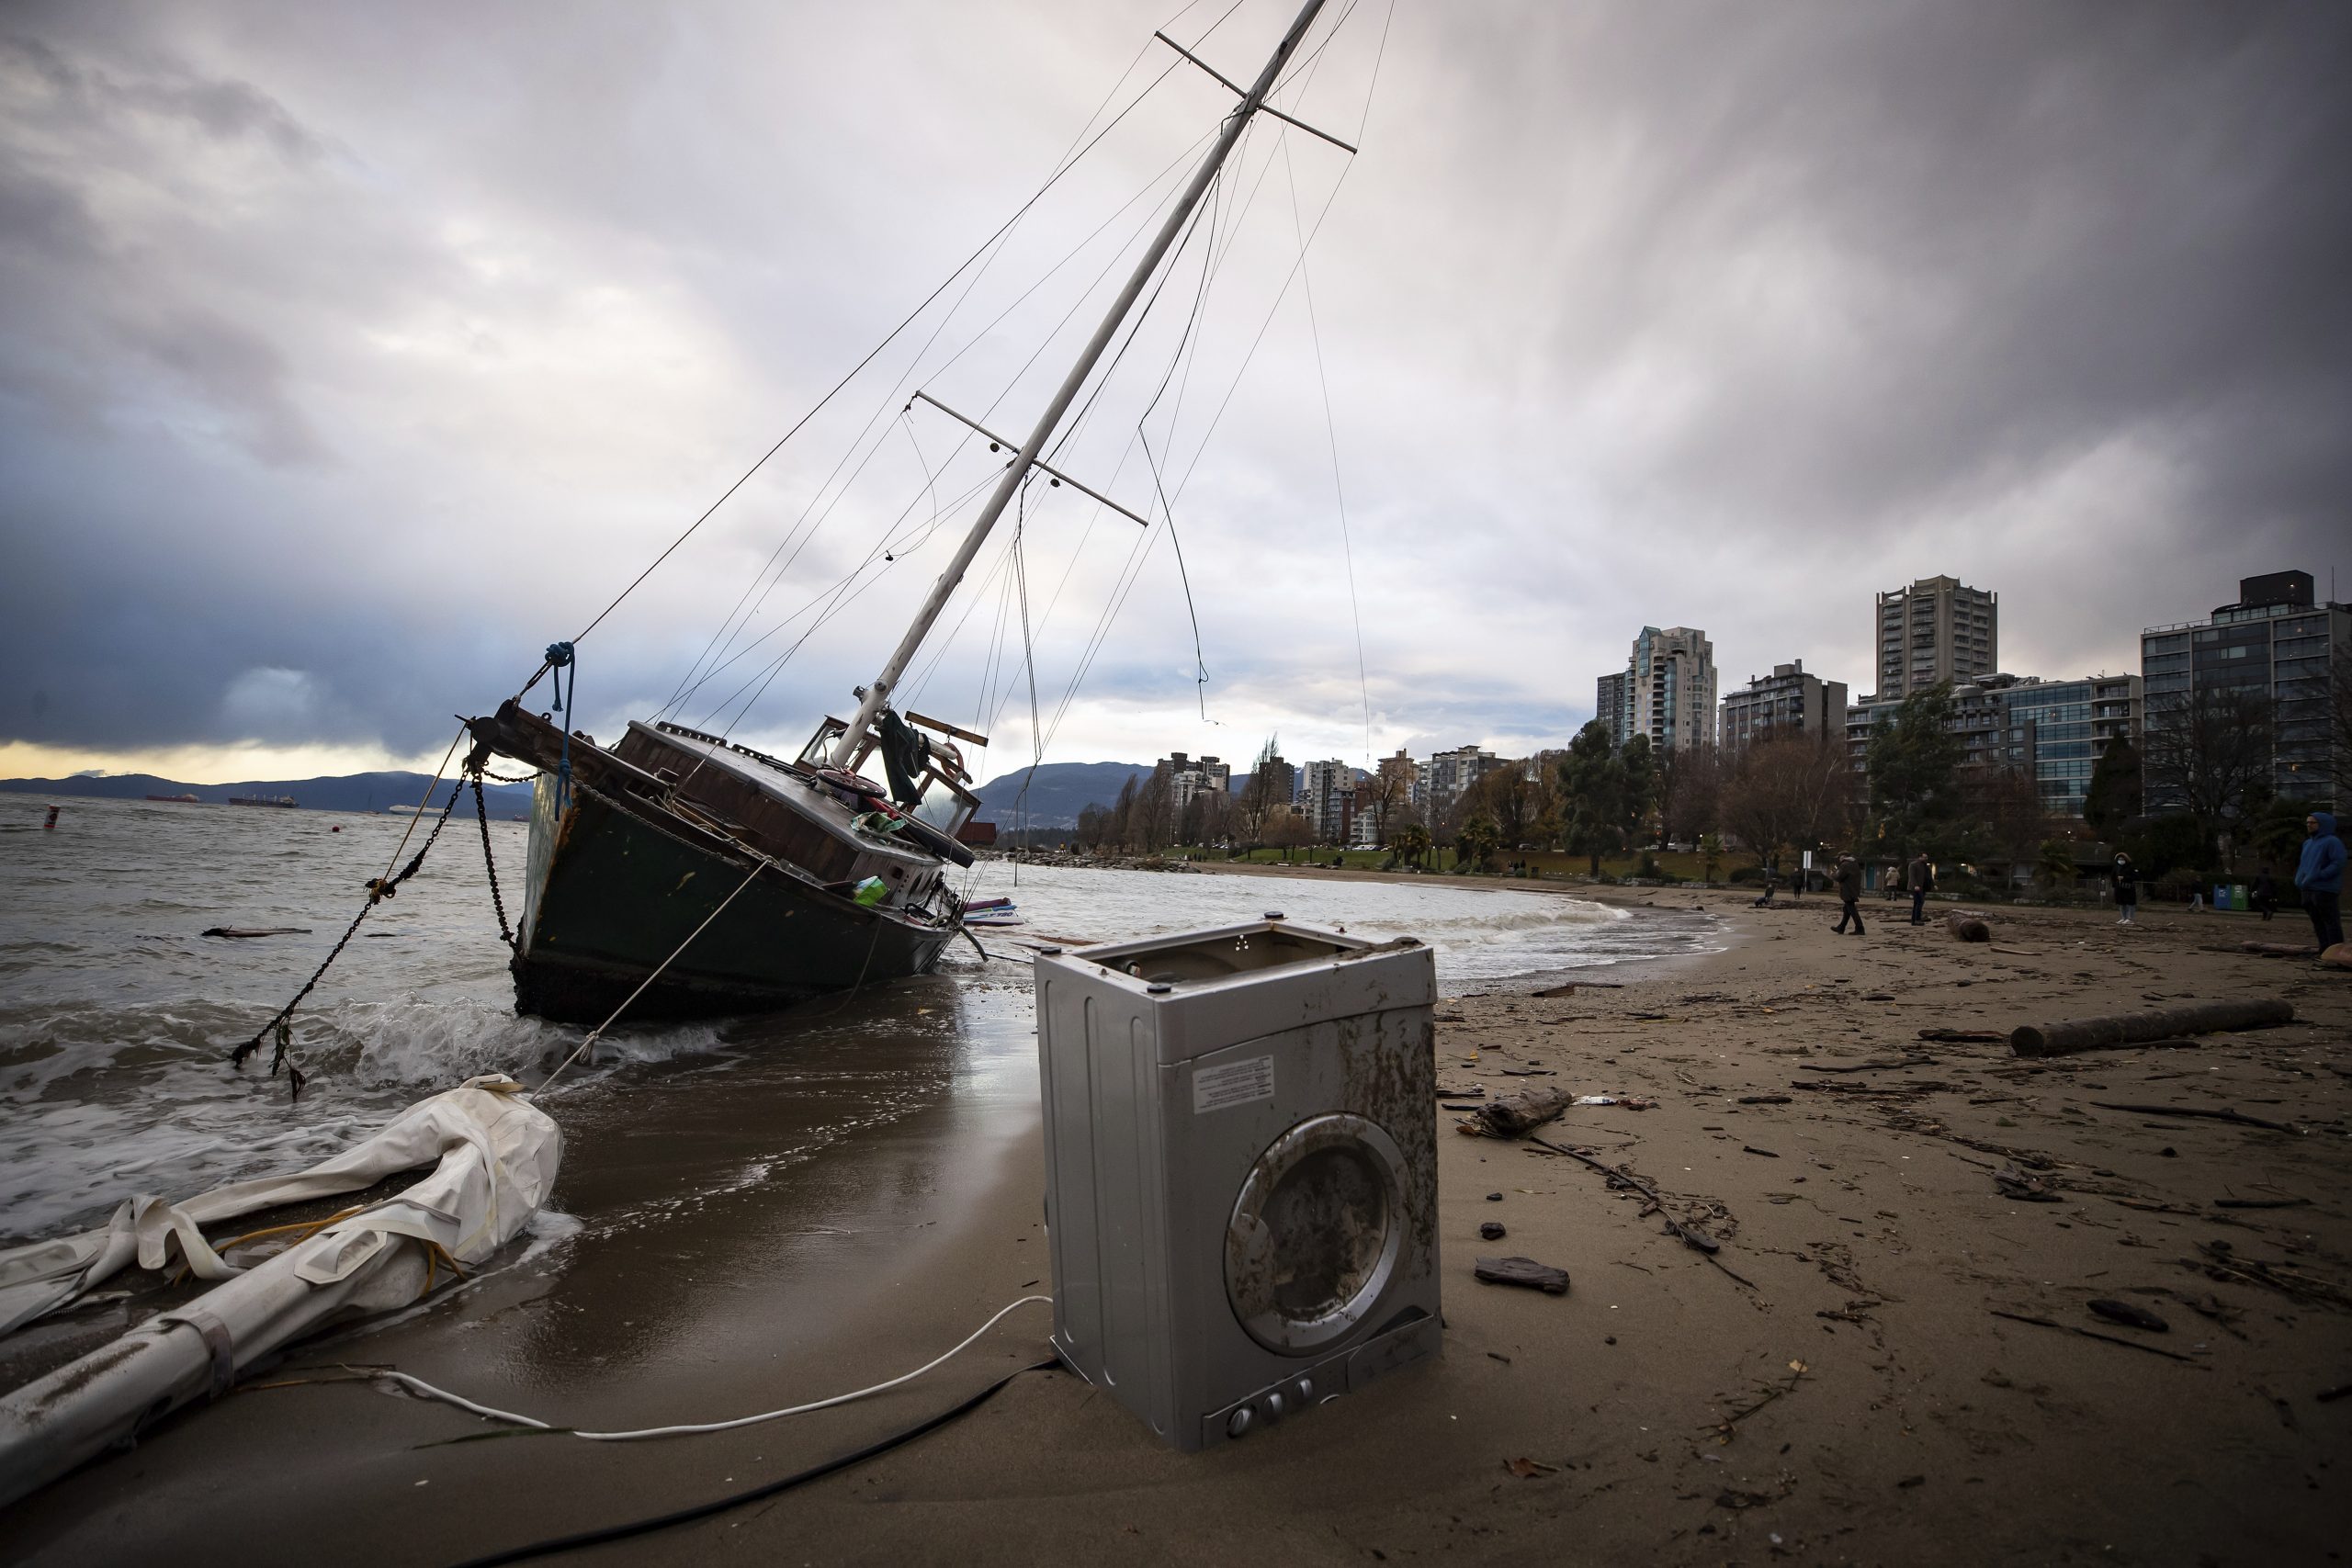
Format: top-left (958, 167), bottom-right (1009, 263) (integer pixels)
top-left (0, 795), bottom-right (1715, 1247)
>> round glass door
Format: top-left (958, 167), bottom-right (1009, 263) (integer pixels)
top-left (1225, 1113), bottom-right (1406, 1356)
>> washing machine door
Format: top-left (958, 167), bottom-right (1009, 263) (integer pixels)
top-left (1225, 1112), bottom-right (1408, 1356)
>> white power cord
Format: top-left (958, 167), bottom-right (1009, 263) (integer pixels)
top-left (364, 1294), bottom-right (1053, 1441)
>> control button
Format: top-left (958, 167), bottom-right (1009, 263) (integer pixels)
top-left (1294, 1377), bottom-right (1315, 1405)
top-left (1227, 1407), bottom-right (1254, 1438)
top-left (1264, 1392), bottom-right (1285, 1421)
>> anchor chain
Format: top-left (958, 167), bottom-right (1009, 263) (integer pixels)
top-left (230, 773), bottom-right (469, 1094)
top-left (473, 773), bottom-right (514, 948)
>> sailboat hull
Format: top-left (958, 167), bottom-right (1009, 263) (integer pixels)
top-left (513, 782), bottom-right (955, 1025)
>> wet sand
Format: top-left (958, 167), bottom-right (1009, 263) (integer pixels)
top-left (7, 887), bottom-right (2349, 1565)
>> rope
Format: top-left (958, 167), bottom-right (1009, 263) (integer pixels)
top-left (535, 853), bottom-right (774, 1095)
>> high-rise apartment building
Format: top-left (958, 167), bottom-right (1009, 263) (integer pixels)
top-left (1300, 759), bottom-right (1357, 844)
top-left (1875, 576), bottom-right (1997, 700)
top-left (1623, 626), bottom-right (1715, 754)
top-left (2141, 570), bottom-right (2348, 808)
top-left (1413, 744), bottom-right (1500, 818)
top-left (1594, 671), bottom-right (1630, 746)
top-left (1719, 660), bottom-right (1849, 754)
top-left (1843, 671), bottom-right (2143, 818)
top-left (1156, 752), bottom-right (1230, 823)
top-left (1247, 754), bottom-right (1296, 808)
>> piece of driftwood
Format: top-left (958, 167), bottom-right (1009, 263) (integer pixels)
top-left (1475, 1256), bottom-right (1569, 1294)
top-left (1525, 1136), bottom-right (1758, 1288)
top-left (2087, 1299), bottom-right (2168, 1332)
top-left (2010, 999), bottom-right (2293, 1057)
top-left (1946, 914), bottom-right (1992, 942)
top-left (1467, 1084), bottom-right (1573, 1137)
top-left (202, 926), bottom-right (314, 939)
top-left (1917, 1028), bottom-right (2005, 1043)
top-left (1792, 1080), bottom-right (1954, 1095)
top-left (2237, 941), bottom-right (2317, 958)
top-left (1990, 1310), bottom-right (2204, 1365)
top-left (2089, 1100), bottom-right (2301, 1134)
top-left (2213, 1196), bottom-right (2310, 1210)
top-left (2188, 1241), bottom-right (2352, 1310)
top-left (1994, 1167), bottom-right (2062, 1202)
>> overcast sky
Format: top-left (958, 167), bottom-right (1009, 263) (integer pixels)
top-left (3, 0), bottom-right (2346, 784)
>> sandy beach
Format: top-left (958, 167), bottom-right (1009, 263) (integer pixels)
top-left (6, 874), bottom-right (2348, 1567)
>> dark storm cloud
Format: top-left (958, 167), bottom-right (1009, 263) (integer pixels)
top-left (1, 1), bottom-right (2346, 773)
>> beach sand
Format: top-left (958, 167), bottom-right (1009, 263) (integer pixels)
top-left (6, 881), bottom-right (2347, 1566)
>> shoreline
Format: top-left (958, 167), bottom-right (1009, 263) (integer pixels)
top-left (8, 887), bottom-right (2347, 1564)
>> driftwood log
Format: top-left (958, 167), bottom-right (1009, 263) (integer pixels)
top-left (1465, 1084), bottom-right (1573, 1137)
top-left (1946, 913), bottom-right (1992, 942)
top-left (2009, 998), bottom-right (2294, 1058)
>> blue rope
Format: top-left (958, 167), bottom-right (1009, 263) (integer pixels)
top-left (546, 641), bottom-right (575, 815)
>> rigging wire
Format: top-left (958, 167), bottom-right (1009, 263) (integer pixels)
top-left (1029, 5), bottom-right (1391, 765)
top-left (623, 14), bottom-right (1212, 715)
top-left (666, 0), bottom-right (1258, 728)
top-left (668, 108), bottom-right (1218, 735)
top-left (1281, 130), bottom-right (1374, 768)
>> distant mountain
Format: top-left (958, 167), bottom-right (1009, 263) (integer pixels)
top-left (970, 761), bottom-right (1149, 829)
top-left (0, 771), bottom-right (536, 818)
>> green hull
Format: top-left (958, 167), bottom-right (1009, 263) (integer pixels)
top-left (512, 780), bottom-right (956, 1025)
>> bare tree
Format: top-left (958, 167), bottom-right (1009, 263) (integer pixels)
top-left (1233, 735), bottom-right (1285, 848)
top-left (1722, 737), bottom-right (1849, 868)
top-left (1964, 763), bottom-right (2054, 872)
top-left (1131, 769), bottom-right (1173, 852)
top-left (1360, 761), bottom-right (1410, 848)
top-left (2141, 686), bottom-right (2276, 836)
top-left (1470, 765), bottom-right (1547, 850)
top-left (1660, 745), bottom-right (1727, 846)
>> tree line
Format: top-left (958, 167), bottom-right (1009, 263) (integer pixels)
top-left (1061, 652), bottom-right (2348, 888)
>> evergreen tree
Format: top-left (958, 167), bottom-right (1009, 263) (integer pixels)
top-left (1866, 683), bottom-right (1964, 859)
top-left (1558, 719), bottom-right (1625, 875)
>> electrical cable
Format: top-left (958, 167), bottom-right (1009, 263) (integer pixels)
top-left (437, 1357), bottom-right (1061, 1568)
top-left (376, 1294), bottom-right (1052, 1441)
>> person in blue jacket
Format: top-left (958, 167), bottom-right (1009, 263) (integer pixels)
top-left (2294, 811), bottom-right (2344, 952)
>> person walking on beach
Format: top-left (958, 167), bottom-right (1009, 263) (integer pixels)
top-left (2294, 812), bottom-right (2344, 952)
top-left (2112, 852), bottom-right (2139, 925)
top-left (1906, 852), bottom-right (1934, 926)
top-left (2252, 867), bottom-right (2278, 922)
top-left (1831, 852), bottom-right (1866, 935)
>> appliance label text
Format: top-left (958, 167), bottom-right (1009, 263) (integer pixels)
top-left (1193, 1055), bottom-right (1275, 1113)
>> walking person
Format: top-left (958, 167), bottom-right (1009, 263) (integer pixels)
top-left (2294, 812), bottom-right (2345, 952)
top-left (1906, 852), bottom-right (1934, 926)
top-left (1831, 852), bottom-right (1866, 936)
top-left (2112, 852), bottom-right (2139, 926)
top-left (2252, 867), bottom-right (2278, 922)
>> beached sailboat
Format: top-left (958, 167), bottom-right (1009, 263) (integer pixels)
top-left (464, 0), bottom-right (1343, 1026)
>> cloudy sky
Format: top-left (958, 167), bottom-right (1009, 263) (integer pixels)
top-left (3, 0), bottom-right (2346, 784)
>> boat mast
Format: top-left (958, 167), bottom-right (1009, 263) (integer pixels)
top-left (831, 0), bottom-right (1330, 769)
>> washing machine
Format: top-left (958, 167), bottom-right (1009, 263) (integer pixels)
top-left (1035, 917), bottom-right (1441, 1451)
